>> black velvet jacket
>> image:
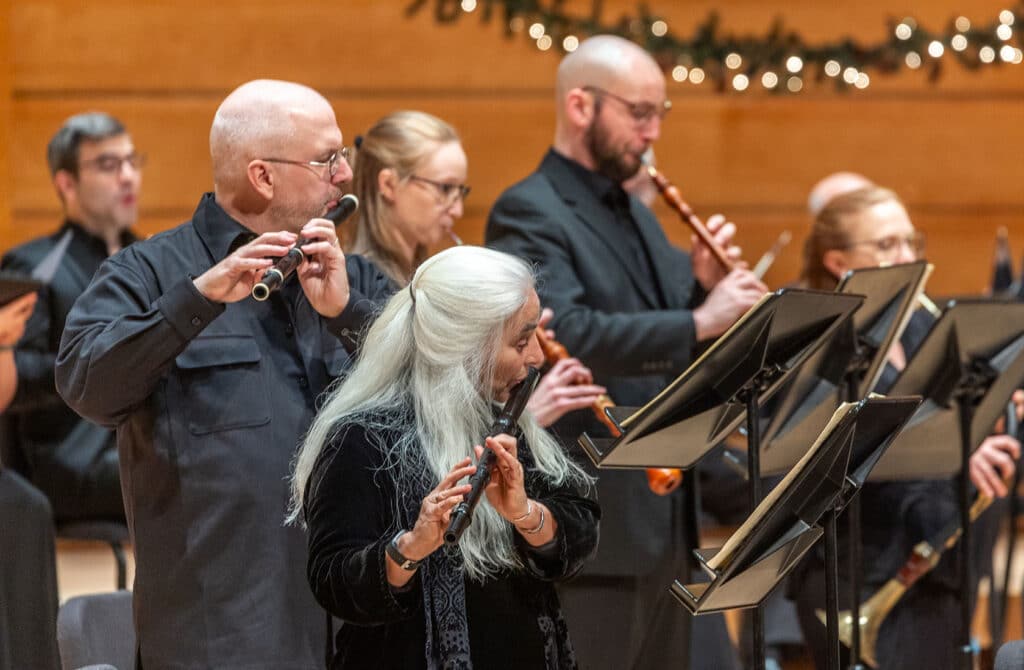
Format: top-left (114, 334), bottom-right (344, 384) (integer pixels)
top-left (303, 420), bottom-right (601, 669)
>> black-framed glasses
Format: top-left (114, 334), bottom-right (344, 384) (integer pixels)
top-left (262, 146), bottom-right (351, 178)
top-left (845, 232), bottom-right (926, 258)
top-left (583, 85), bottom-right (672, 125)
top-left (79, 152), bottom-right (146, 174)
top-left (409, 175), bottom-right (471, 207)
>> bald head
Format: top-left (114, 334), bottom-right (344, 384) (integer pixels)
top-left (556, 35), bottom-right (660, 111)
top-left (210, 79), bottom-right (334, 191)
top-left (808, 172), bottom-right (874, 216)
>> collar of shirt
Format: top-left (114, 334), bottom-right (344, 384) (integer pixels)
top-left (191, 193), bottom-right (260, 262)
top-left (62, 219), bottom-right (139, 261)
top-left (546, 149), bottom-right (632, 215)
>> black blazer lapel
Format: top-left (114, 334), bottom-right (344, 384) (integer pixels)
top-left (539, 153), bottom-right (662, 308)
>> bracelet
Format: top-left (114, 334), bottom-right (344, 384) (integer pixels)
top-left (511, 500), bottom-right (534, 523)
top-left (518, 504), bottom-right (546, 535)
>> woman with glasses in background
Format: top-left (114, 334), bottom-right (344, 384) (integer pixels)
top-left (791, 185), bottom-right (1019, 669)
top-left (347, 110), bottom-right (605, 428)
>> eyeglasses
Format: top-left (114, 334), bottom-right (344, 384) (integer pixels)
top-left (78, 152), bottom-right (146, 174)
top-left (845, 232), bottom-right (926, 258)
top-left (583, 86), bottom-right (672, 125)
top-left (262, 147), bottom-right (351, 178)
top-left (409, 175), bottom-right (471, 207)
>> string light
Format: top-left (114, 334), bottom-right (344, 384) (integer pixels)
top-left (415, 2), bottom-right (1024, 95)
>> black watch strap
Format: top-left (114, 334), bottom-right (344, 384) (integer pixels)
top-left (386, 530), bottom-right (421, 571)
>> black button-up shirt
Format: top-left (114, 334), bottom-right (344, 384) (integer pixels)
top-left (56, 193), bottom-right (391, 670)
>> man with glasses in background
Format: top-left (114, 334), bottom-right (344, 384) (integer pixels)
top-left (486, 35), bottom-right (764, 669)
top-left (56, 81), bottom-right (391, 669)
top-left (1, 112), bottom-right (141, 525)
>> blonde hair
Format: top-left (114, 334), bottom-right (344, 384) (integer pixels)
top-left (289, 246), bottom-right (591, 581)
top-left (348, 110), bottom-right (460, 286)
top-left (800, 186), bottom-right (903, 290)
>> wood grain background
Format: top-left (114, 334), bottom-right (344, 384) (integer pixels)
top-left (1, 0), bottom-right (1021, 294)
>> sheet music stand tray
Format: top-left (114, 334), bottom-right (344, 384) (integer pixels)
top-left (759, 261), bottom-right (931, 476)
top-left (577, 288), bottom-right (864, 472)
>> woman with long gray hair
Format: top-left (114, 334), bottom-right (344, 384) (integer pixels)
top-left (290, 245), bottom-right (599, 669)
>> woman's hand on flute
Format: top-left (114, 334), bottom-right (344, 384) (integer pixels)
top-left (692, 214), bottom-right (744, 290)
top-left (476, 435), bottom-right (557, 546)
top-left (527, 358), bottom-right (606, 428)
top-left (400, 459), bottom-right (476, 556)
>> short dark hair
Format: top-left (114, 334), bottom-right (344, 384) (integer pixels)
top-left (46, 112), bottom-right (127, 177)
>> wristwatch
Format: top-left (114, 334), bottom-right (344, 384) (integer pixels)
top-left (386, 530), bottom-right (422, 571)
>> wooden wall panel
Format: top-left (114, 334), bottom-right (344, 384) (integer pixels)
top-left (0, 0), bottom-right (12, 237)
top-left (4, 0), bottom-right (1023, 298)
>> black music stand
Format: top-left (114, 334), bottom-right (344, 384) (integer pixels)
top-left (672, 397), bottom-right (920, 670)
top-left (578, 288), bottom-right (864, 670)
top-left (868, 299), bottom-right (1024, 670)
top-left (754, 261), bottom-right (931, 670)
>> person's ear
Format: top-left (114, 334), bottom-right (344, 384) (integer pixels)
top-left (52, 170), bottom-right (77, 203)
top-left (822, 249), bottom-right (850, 279)
top-left (564, 88), bottom-right (596, 129)
top-left (247, 160), bottom-right (275, 201)
top-left (378, 168), bottom-right (399, 203)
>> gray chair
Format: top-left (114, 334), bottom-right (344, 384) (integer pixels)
top-left (995, 640), bottom-right (1024, 670)
top-left (56, 591), bottom-right (134, 670)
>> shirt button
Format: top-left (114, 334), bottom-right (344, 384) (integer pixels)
top-left (191, 316), bottom-right (201, 327)
top-left (340, 328), bottom-right (350, 336)
top-left (285, 324), bottom-right (294, 337)
top-left (298, 376), bottom-right (309, 389)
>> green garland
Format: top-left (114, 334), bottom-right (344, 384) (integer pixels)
top-left (406, 0), bottom-right (1024, 93)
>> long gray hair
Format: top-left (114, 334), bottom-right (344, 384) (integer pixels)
top-left (289, 245), bottom-right (590, 580)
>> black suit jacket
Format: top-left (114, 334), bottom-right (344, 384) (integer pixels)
top-left (486, 149), bottom-right (706, 577)
top-left (0, 222), bottom-right (125, 519)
